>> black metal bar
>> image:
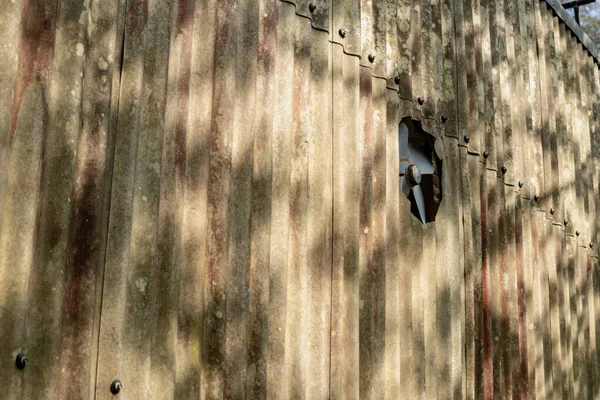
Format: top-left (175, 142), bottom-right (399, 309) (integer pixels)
top-left (562, 0), bottom-right (597, 9)
top-left (575, 5), bottom-right (580, 24)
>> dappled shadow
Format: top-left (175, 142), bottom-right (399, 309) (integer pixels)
top-left (1, 0), bottom-right (600, 399)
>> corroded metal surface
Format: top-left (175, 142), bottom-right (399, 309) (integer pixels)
top-left (1, 0), bottom-right (600, 398)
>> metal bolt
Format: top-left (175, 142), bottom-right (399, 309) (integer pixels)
top-left (368, 54), bottom-right (376, 63)
top-left (15, 353), bottom-right (28, 370)
top-left (394, 76), bottom-right (401, 85)
top-left (417, 97), bottom-right (425, 105)
top-left (406, 164), bottom-right (422, 187)
top-left (441, 115), bottom-right (447, 123)
top-left (590, 243), bottom-right (594, 249)
top-left (110, 380), bottom-right (122, 395)
top-left (483, 151), bottom-right (489, 159)
top-left (550, 208), bottom-right (555, 215)
top-left (501, 166), bottom-right (507, 174)
top-left (464, 135), bottom-right (470, 143)
top-left (534, 195), bottom-right (540, 202)
top-left (577, 231), bottom-right (581, 236)
top-left (338, 28), bottom-right (346, 38)
top-left (518, 181), bottom-right (524, 188)
top-left (309, 3), bottom-right (316, 12)
top-left (564, 219), bottom-right (568, 226)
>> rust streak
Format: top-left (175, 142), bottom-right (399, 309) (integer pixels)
top-left (174, 0), bottom-right (195, 193)
top-left (10, 0), bottom-right (58, 141)
top-left (480, 172), bottom-right (493, 400)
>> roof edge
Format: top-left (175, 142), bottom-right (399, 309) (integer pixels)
top-left (544, 0), bottom-right (600, 63)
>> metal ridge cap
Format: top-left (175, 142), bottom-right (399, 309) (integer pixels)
top-left (544, 0), bottom-right (600, 63)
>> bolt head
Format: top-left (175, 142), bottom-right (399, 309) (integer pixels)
top-left (417, 97), bottom-right (424, 105)
top-left (577, 231), bottom-right (581, 236)
top-left (110, 380), bottom-right (122, 395)
top-left (441, 115), bottom-right (447, 123)
top-left (518, 181), bottom-right (524, 188)
top-left (309, 3), bottom-right (316, 12)
top-left (368, 54), bottom-right (376, 63)
top-left (406, 164), bottom-right (422, 187)
top-left (464, 135), bottom-right (470, 143)
top-left (394, 76), bottom-right (401, 85)
top-left (338, 28), bottom-right (346, 38)
top-left (564, 219), bottom-right (568, 226)
top-left (501, 166), bottom-right (507, 174)
top-left (590, 243), bottom-right (594, 249)
top-left (15, 354), bottom-right (28, 370)
top-left (534, 195), bottom-right (540, 202)
top-left (550, 208), bottom-right (555, 215)
top-left (483, 151), bottom-right (489, 159)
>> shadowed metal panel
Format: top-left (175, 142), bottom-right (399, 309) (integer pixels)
top-left (0, 0), bottom-right (22, 235)
top-left (331, 42), bottom-right (360, 400)
top-left (0, 0), bottom-right (124, 399)
top-left (396, 0), bottom-right (413, 99)
top-left (3, 0), bottom-right (600, 398)
top-left (384, 92), bottom-right (402, 399)
top-left (435, 136), bottom-right (463, 400)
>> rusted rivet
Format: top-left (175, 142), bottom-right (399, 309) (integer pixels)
top-left (518, 181), bottom-right (524, 188)
top-left (441, 115), bottom-right (448, 123)
top-left (501, 166), bottom-right (507, 174)
top-left (339, 28), bottom-right (346, 38)
top-left (550, 208), bottom-right (555, 215)
top-left (483, 151), bottom-right (489, 159)
top-left (15, 353), bottom-right (28, 370)
top-left (464, 135), bottom-right (470, 143)
top-left (534, 195), bottom-right (540, 202)
top-left (576, 230), bottom-right (581, 236)
top-left (110, 380), bottom-right (122, 395)
top-left (417, 97), bottom-right (425, 105)
top-left (394, 76), bottom-right (401, 85)
top-left (309, 3), bottom-right (317, 12)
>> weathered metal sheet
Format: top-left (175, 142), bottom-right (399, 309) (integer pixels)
top-left (396, 0), bottom-right (413, 98)
top-left (480, 0), bottom-right (497, 171)
top-left (305, 27), bottom-right (333, 400)
top-left (465, 154), bottom-right (485, 399)
top-left (0, 2), bottom-right (49, 398)
top-left (266, 3), bottom-right (294, 398)
top-left (541, 4), bottom-right (561, 217)
top-left (520, 196), bottom-right (536, 399)
top-left (483, 170), bottom-right (499, 399)
top-left (410, 0), bottom-right (423, 114)
top-left (332, 0), bottom-right (361, 55)
top-left (331, 42), bottom-right (360, 400)
top-left (3, 0), bottom-right (600, 398)
top-left (0, 0), bottom-right (22, 235)
top-left (435, 135), bottom-right (463, 399)
top-left (513, 187), bottom-right (529, 399)
top-left (504, 186), bottom-right (521, 397)
top-left (384, 91), bottom-right (401, 399)
top-left (461, 150), bottom-right (477, 400)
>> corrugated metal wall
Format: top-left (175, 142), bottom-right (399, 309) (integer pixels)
top-left (1, 0), bottom-right (600, 398)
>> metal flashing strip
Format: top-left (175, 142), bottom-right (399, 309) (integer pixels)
top-left (544, 0), bottom-right (600, 63)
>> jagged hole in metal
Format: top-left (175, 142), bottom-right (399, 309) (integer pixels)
top-left (398, 117), bottom-right (443, 224)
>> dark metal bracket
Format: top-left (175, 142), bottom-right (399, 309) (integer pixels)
top-left (562, 0), bottom-right (597, 24)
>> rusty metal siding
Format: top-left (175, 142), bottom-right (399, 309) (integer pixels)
top-left (2, 0), bottom-right (600, 399)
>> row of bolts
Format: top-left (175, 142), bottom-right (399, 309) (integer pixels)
top-left (333, 13), bottom-right (596, 250)
top-left (7, 2), bottom-right (594, 394)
